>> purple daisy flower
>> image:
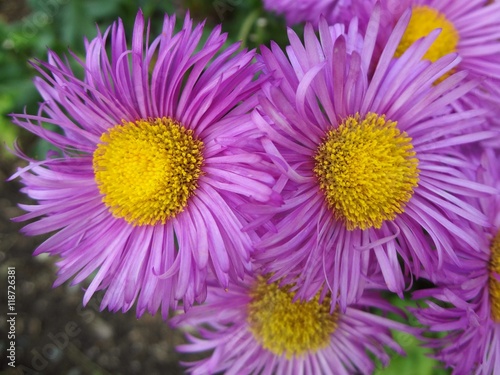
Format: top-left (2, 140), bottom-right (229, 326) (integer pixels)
top-left (341, 0), bottom-right (500, 133)
top-left (252, 6), bottom-right (497, 311)
top-left (171, 273), bottom-right (416, 375)
top-left (262, 0), bottom-right (349, 27)
top-left (412, 148), bottom-right (500, 374)
top-left (10, 10), bottom-right (281, 318)
top-left (341, 0), bottom-right (500, 76)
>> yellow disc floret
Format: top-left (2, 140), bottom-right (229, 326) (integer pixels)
top-left (313, 112), bottom-right (419, 230)
top-left (395, 6), bottom-right (459, 62)
top-left (489, 231), bottom-right (500, 322)
top-left (247, 277), bottom-right (338, 358)
top-left (93, 117), bottom-right (204, 226)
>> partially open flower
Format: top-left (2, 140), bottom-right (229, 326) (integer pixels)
top-left (172, 274), bottom-right (415, 375)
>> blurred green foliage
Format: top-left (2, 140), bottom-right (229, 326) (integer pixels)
top-left (374, 295), bottom-right (450, 375)
top-left (0, 1), bottom-right (450, 374)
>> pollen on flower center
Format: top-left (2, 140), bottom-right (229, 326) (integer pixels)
top-left (395, 6), bottom-right (459, 62)
top-left (313, 112), bottom-right (419, 230)
top-left (93, 117), bottom-right (204, 226)
top-left (488, 231), bottom-right (500, 322)
top-left (247, 276), bottom-right (338, 358)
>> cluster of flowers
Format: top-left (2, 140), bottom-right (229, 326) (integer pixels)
top-left (10, 0), bottom-right (500, 373)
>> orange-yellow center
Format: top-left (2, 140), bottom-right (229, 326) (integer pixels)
top-left (395, 6), bottom-right (459, 62)
top-left (313, 113), bottom-right (419, 230)
top-left (489, 231), bottom-right (500, 322)
top-left (247, 277), bottom-right (338, 358)
top-left (93, 117), bottom-right (203, 226)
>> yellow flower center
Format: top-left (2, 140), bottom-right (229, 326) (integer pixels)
top-left (395, 6), bottom-right (459, 62)
top-left (93, 117), bottom-right (204, 226)
top-left (313, 113), bottom-right (419, 230)
top-left (489, 231), bottom-right (500, 322)
top-left (247, 277), bottom-right (338, 358)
